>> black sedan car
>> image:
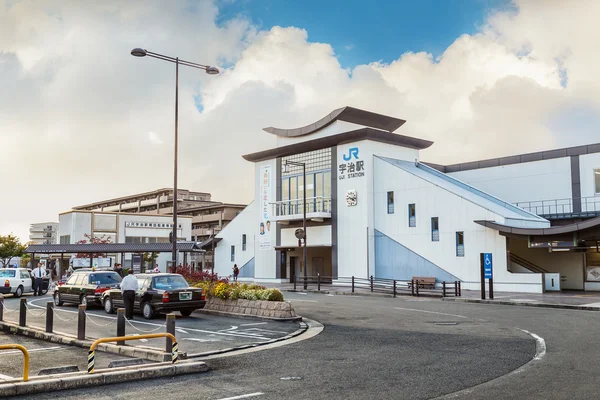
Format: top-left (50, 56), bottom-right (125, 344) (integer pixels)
top-left (101, 273), bottom-right (206, 319)
top-left (54, 270), bottom-right (122, 307)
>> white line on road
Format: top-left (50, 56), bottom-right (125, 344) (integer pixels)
top-left (130, 334), bottom-right (148, 342)
top-left (0, 346), bottom-right (62, 356)
top-left (518, 329), bottom-right (546, 361)
top-left (176, 328), bottom-right (189, 334)
top-left (27, 297), bottom-right (271, 340)
top-left (0, 373), bottom-right (14, 379)
top-left (224, 326), bottom-right (239, 331)
top-left (217, 392), bottom-right (264, 400)
top-left (289, 299), bottom-right (318, 303)
top-left (240, 322), bottom-right (268, 326)
top-left (393, 307), bottom-right (469, 319)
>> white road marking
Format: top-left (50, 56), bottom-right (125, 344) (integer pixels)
top-left (0, 373), bottom-right (14, 379)
top-left (326, 294), bottom-right (335, 296)
top-left (518, 329), bottom-right (546, 361)
top-left (244, 328), bottom-right (287, 334)
top-left (581, 302), bottom-right (600, 307)
top-left (176, 328), bottom-right (189, 334)
top-left (217, 392), bottom-right (264, 400)
top-left (240, 322), bottom-right (268, 327)
top-left (130, 334), bottom-right (148, 342)
top-left (224, 326), bottom-right (239, 331)
top-left (0, 346), bottom-right (62, 356)
top-left (296, 292), bottom-right (307, 295)
top-left (289, 299), bottom-right (318, 303)
top-left (27, 298), bottom-right (271, 340)
top-left (393, 307), bottom-right (469, 319)
top-left (182, 338), bottom-right (223, 343)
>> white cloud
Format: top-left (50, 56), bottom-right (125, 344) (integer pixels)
top-left (1, 0), bottom-right (599, 241)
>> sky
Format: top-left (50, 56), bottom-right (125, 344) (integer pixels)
top-left (1, 0), bottom-right (600, 242)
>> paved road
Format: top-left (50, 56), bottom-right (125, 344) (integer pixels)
top-left (1, 293), bottom-right (299, 355)
top-left (10, 291), bottom-right (598, 399)
top-left (0, 334), bottom-right (136, 380)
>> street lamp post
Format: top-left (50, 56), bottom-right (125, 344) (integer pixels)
top-left (284, 161), bottom-right (307, 289)
top-left (131, 48), bottom-right (219, 270)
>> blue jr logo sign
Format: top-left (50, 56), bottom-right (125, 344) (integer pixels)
top-left (343, 147), bottom-right (359, 161)
top-left (339, 147), bottom-right (364, 180)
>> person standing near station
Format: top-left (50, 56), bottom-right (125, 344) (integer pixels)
top-left (232, 264), bottom-right (239, 282)
top-left (32, 262), bottom-right (45, 296)
top-left (114, 263), bottom-right (124, 278)
top-left (120, 270), bottom-right (138, 320)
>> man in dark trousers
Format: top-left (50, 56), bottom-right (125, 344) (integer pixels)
top-left (120, 270), bottom-right (138, 320)
top-left (32, 262), bottom-right (46, 296)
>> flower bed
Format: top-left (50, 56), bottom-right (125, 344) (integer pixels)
top-left (193, 281), bottom-right (284, 302)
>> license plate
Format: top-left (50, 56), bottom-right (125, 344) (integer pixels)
top-left (179, 292), bottom-right (192, 301)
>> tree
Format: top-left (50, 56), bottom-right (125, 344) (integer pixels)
top-left (75, 234), bottom-right (112, 259)
top-left (0, 234), bottom-right (27, 268)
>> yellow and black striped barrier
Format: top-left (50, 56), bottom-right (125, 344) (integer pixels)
top-left (88, 333), bottom-right (178, 374)
top-left (0, 344), bottom-right (29, 381)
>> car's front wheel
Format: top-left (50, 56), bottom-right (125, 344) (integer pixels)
top-left (141, 302), bottom-right (154, 320)
top-left (180, 309), bottom-right (193, 317)
top-left (14, 286), bottom-right (23, 298)
top-left (104, 297), bottom-right (114, 314)
top-left (54, 292), bottom-right (64, 306)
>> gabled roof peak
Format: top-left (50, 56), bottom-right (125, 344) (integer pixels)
top-left (263, 106), bottom-right (406, 138)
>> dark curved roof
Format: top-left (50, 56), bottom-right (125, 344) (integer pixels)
top-left (243, 127), bottom-right (433, 162)
top-left (475, 217), bottom-right (600, 236)
top-left (262, 106), bottom-right (406, 137)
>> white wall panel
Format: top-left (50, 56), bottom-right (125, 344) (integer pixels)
top-left (449, 158), bottom-right (572, 204)
top-left (215, 202), bottom-right (256, 278)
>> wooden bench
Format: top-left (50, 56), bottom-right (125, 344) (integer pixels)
top-left (408, 277), bottom-right (436, 289)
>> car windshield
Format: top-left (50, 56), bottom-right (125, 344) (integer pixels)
top-left (88, 273), bottom-right (122, 285)
top-left (0, 270), bottom-right (16, 278)
top-left (152, 275), bottom-right (189, 290)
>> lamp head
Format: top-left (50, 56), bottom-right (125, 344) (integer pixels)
top-left (131, 48), bottom-right (147, 57)
top-left (205, 66), bottom-right (220, 75)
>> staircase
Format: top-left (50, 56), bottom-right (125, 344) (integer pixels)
top-left (509, 253), bottom-right (548, 274)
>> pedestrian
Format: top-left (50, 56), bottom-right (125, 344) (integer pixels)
top-left (32, 262), bottom-right (45, 296)
top-left (120, 269), bottom-right (139, 320)
top-left (233, 264), bottom-right (239, 282)
top-left (114, 263), bottom-right (124, 278)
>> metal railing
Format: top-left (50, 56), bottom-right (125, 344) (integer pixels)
top-left (272, 197), bottom-right (332, 217)
top-left (514, 196), bottom-right (600, 218)
top-left (290, 275), bottom-right (461, 298)
top-left (0, 344), bottom-right (29, 381)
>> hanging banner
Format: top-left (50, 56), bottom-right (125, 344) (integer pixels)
top-left (259, 165), bottom-right (272, 250)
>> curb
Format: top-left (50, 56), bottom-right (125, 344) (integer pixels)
top-left (282, 289), bottom-right (442, 299)
top-left (442, 297), bottom-right (600, 311)
top-left (193, 308), bottom-right (302, 322)
top-left (0, 360), bottom-right (208, 398)
top-left (186, 321), bottom-right (308, 358)
top-left (0, 321), bottom-right (172, 362)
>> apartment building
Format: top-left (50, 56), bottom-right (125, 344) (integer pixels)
top-left (29, 222), bottom-right (59, 245)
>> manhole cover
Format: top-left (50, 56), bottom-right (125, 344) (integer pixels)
top-left (433, 322), bottom-right (458, 326)
top-left (280, 377), bottom-right (303, 381)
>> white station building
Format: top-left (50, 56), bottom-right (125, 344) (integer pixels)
top-left (215, 107), bottom-right (600, 293)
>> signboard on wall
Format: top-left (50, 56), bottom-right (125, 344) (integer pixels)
top-left (338, 147), bottom-right (365, 180)
top-left (72, 258), bottom-right (113, 268)
top-left (132, 254), bottom-right (142, 274)
top-left (259, 165), bottom-right (272, 250)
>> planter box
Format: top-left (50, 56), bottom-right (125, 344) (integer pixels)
top-left (205, 298), bottom-right (297, 319)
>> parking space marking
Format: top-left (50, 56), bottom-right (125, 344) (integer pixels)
top-left (0, 346), bottom-right (62, 356)
top-left (175, 328), bottom-right (189, 334)
top-left (218, 392), bottom-right (264, 400)
top-left (393, 307), bottom-right (469, 319)
top-left (0, 373), bottom-right (14, 380)
top-left (240, 322), bottom-right (268, 327)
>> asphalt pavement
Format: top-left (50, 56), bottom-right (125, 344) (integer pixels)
top-left (1, 293), bottom-right (299, 354)
top-left (6, 291), bottom-right (600, 399)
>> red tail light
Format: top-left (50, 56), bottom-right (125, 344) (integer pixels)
top-left (4, 280), bottom-right (9, 287)
top-left (200, 291), bottom-right (206, 301)
top-left (162, 292), bottom-right (170, 303)
top-left (94, 287), bottom-right (109, 294)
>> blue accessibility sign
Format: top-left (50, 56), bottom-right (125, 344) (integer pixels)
top-left (483, 253), bottom-right (493, 279)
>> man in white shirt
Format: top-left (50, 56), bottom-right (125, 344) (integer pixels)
top-left (120, 270), bottom-right (139, 320)
top-left (32, 263), bottom-right (45, 296)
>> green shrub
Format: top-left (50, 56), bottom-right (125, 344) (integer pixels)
top-left (192, 280), bottom-right (283, 302)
